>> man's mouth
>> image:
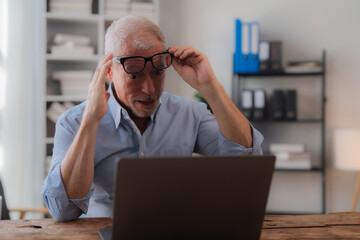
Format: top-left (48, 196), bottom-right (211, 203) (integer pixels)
top-left (139, 100), bottom-right (155, 105)
top-left (136, 98), bottom-right (158, 109)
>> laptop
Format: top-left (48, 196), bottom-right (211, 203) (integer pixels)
top-left (99, 155), bottom-right (275, 240)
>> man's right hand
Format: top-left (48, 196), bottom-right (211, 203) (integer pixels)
top-left (83, 52), bottom-right (113, 124)
top-left (60, 53), bottom-right (113, 199)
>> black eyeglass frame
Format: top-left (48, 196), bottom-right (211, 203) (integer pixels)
top-left (112, 51), bottom-right (174, 74)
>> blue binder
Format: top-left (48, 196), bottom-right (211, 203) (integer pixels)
top-left (248, 22), bottom-right (260, 73)
top-left (234, 19), bottom-right (249, 73)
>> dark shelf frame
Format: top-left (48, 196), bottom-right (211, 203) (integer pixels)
top-left (275, 168), bottom-right (322, 172)
top-left (232, 50), bottom-right (327, 214)
top-left (252, 119), bottom-right (324, 123)
top-left (237, 71), bottom-right (324, 77)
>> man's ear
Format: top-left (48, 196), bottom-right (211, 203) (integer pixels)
top-left (107, 66), bottom-right (113, 81)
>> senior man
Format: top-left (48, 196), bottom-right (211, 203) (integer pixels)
top-left (41, 15), bottom-right (263, 221)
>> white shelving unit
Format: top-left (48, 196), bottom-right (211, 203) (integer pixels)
top-left (42, 0), bottom-right (158, 177)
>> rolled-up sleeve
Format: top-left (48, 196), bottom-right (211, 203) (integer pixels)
top-left (41, 114), bottom-right (94, 221)
top-left (217, 122), bottom-right (264, 155)
top-left (195, 102), bottom-right (264, 155)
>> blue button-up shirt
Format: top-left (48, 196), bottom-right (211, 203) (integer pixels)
top-left (41, 86), bottom-right (264, 221)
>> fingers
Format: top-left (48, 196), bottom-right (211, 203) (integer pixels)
top-left (96, 58), bottom-right (113, 88)
top-left (93, 52), bottom-right (113, 87)
top-left (169, 46), bottom-right (200, 60)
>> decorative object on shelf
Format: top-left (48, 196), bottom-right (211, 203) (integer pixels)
top-left (194, 92), bottom-right (212, 114)
top-left (334, 129), bottom-right (360, 211)
top-left (233, 18), bottom-right (260, 73)
top-left (259, 41), bottom-right (283, 73)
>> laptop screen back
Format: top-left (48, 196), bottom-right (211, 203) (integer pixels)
top-left (112, 155), bottom-right (275, 240)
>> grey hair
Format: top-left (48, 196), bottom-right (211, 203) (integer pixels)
top-left (104, 15), bottom-right (166, 55)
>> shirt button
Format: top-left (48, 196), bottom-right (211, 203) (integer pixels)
top-left (133, 128), bottom-right (137, 133)
top-left (121, 109), bottom-right (126, 115)
top-left (140, 152), bottom-right (144, 156)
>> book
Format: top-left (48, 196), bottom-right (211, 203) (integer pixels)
top-left (49, 0), bottom-right (92, 14)
top-left (275, 159), bottom-right (311, 170)
top-left (53, 33), bottom-right (91, 46)
top-left (63, 102), bottom-right (76, 109)
top-left (47, 102), bottom-right (68, 123)
top-left (52, 70), bottom-right (93, 80)
top-left (273, 152), bottom-right (311, 161)
top-left (284, 66), bottom-right (323, 73)
top-left (285, 60), bottom-right (322, 73)
top-left (50, 45), bottom-right (94, 56)
top-left (269, 143), bottom-right (305, 153)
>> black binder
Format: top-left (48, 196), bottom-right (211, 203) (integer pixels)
top-left (271, 90), bottom-right (284, 120)
top-left (285, 89), bottom-right (297, 120)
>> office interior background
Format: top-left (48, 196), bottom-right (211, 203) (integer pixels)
top-left (0, 0), bottom-right (359, 218)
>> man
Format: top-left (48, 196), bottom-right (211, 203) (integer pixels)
top-left (41, 15), bottom-right (263, 222)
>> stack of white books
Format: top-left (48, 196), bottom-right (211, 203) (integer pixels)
top-left (49, 0), bottom-right (93, 14)
top-left (105, 0), bottom-right (130, 16)
top-left (50, 33), bottom-right (94, 56)
top-left (52, 70), bottom-right (92, 97)
top-left (269, 143), bottom-right (312, 170)
top-left (130, 2), bottom-right (155, 21)
top-left (284, 60), bottom-right (323, 73)
top-left (46, 156), bottom-right (52, 174)
top-left (47, 101), bottom-right (76, 123)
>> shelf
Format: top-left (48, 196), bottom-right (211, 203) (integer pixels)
top-left (274, 168), bottom-right (322, 172)
top-left (252, 119), bottom-right (324, 123)
top-left (266, 211), bottom-right (323, 215)
top-left (236, 71), bottom-right (324, 77)
top-left (46, 95), bottom-right (87, 102)
top-left (46, 54), bottom-right (100, 62)
top-left (45, 12), bottom-right (99, 22)
top-left (45, 138), bottom-right (54, 144)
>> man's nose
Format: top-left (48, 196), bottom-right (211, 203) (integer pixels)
top-left (141, 72), bottom-right (156, 95)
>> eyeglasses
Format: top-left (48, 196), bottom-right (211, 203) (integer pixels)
top-left (112, 51), bottom-right (173, 74)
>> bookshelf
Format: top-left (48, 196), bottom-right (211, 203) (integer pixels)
top-left (42, 0), bottom-right (159, 177)
top-left (232, 51), bottom-right (326, 214)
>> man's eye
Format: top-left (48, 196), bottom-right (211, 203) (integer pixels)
top-left (155, 70), bottom-right (163, 76)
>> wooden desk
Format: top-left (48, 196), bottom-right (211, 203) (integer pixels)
top-left (261, 212), bottom-right (360, 239)
top-left (0, 212), bottom-right (360, 239)
top-left (0, 217), bottom-right (112, 240)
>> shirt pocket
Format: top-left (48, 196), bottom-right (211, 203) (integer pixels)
top-left (158, 144), bottom-right (193, 157)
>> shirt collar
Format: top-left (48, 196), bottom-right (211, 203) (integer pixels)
top-left (107, 83), bottom-right (162, 129)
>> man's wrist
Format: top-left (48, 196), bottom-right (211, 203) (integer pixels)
top-left (80, 113), bottom-right (101, 131)
top-left (198, 80), bottom-right (224, 103)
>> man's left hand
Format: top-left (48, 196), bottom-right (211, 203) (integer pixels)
top-left (168, 46), bottom-right (218, 92)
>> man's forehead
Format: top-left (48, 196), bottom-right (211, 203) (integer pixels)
top-left (116, 33), bottom-right (164, 57)
top-left (118, 43), bottom-right (164, 58)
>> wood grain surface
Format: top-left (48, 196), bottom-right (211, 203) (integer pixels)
top-left (1, 212), bottom-right (360, 239)
top-left (0, 217), bottom-right (112, 240)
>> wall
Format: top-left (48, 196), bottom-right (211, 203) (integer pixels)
top-left (159, 0), bottom-right (360, 212)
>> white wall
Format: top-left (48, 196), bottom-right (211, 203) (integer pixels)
top-left (159, 0), bottom-right (360, 213)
